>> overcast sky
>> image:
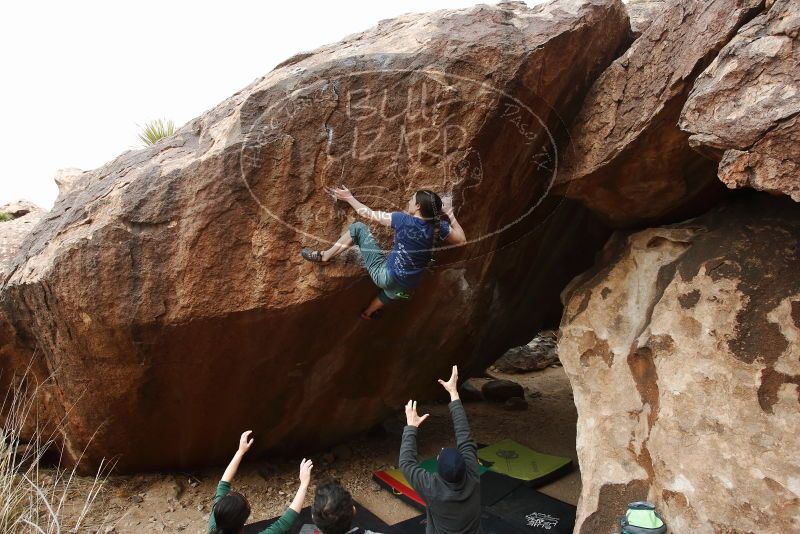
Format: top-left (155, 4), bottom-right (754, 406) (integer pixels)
top-left (0, 0), bottom-right (513, 210)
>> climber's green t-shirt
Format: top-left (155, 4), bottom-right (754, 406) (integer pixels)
top-left (207, 480), bottom-right (298, 533)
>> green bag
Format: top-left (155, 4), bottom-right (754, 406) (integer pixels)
top-left (619, 501), bottom-right (667, 534)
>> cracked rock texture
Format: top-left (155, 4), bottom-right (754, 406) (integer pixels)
top-left (624, 0), bottom-right (665, 38)
top-left (680, 0), bottom-right (800, 202)
top-left (559, 195), bottom-right (800, 534)
top-left (0, 0), bottom-right (627, 471)
top-left (557, 0), bottom-right (764, 226)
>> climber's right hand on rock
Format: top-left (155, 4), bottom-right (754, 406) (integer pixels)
top-left (328, 185), bottom-right (354, 202)
top-left (405, 400), bottom-right (429, 428)
top-left (238, 430), bottom-right (254, 454)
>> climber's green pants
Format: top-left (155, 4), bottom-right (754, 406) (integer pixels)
top-left (349, 222), bottom-right (409, 304)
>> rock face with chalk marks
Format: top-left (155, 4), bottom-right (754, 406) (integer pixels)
top-left (0, 0), bottom-right (627, 470)
top-left (559, 196), bottom-right (800, 534)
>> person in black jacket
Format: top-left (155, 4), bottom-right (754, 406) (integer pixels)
top-left (400, 366), bottom-right (482, 534)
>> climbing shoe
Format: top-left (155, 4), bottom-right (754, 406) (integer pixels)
top-left (301, 248), bottom-right (328, 263)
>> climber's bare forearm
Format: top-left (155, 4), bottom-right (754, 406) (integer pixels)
top-left (221, 450), bottom-right (245, 483)
top-left (347, 197), bottom-right (391, 226)
top-left (446, 214), bottom-right (467, 245)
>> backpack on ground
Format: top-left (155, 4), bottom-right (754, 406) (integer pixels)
top-left (619, 501), bottom-right (667, 534)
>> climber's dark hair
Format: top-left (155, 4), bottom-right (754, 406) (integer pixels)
top-left (211, 492), bottom-right (250, 534)
top-left (414, 190), bottom-right (448, 251)
top-left (311, 480), bottom-right (354, 534)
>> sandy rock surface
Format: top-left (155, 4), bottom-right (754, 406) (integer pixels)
top-left (559, 196), bottom-right (800, 533)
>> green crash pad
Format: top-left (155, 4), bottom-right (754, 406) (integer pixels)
top-left (477, 439), bottom-right (572, 486)
top-left (419, 456), bottom-right (488, 475)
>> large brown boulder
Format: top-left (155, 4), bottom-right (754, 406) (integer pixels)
top-left (680, 0), bottom-right (800, 202)
top-left (559, 195), bottom-right (800, 533)
top-left (0, 0), bottom-right (628, 471)
top-left (556, 0), bottom-right (764, 226)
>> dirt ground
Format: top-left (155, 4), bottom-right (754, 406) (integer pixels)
top-left (63, 366), bottom-right (580, 533)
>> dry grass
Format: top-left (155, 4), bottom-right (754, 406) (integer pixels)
top-left (0, 363), bottom-right (113, 533)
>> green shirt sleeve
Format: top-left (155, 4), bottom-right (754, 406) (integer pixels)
top-left (257, 508), bottom-right (299, 534)
top-left (207, 480), bottom-right (231, 532)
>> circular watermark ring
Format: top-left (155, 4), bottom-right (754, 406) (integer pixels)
top-left (238, 68), bottom-right (560, 256)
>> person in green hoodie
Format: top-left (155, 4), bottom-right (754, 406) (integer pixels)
top-left (400, 366), bottom-right (482, 534)
top-left (208, 430), bottom-right (313, 534)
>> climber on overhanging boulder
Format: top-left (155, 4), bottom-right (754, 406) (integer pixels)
top-left (301, 186), bottom-right (466, 319)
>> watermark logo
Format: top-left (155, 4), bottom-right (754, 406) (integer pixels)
top-left (239, 68), bottom-right (559, 259)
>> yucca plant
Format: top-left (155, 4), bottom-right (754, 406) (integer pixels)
top-left (0, 362), bottom-right (113, 533)
top-left (138, 118), bottom-right (175, 146)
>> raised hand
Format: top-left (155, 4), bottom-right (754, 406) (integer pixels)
top-left (298, 458), bottom-right (313, 485)
top-left (222, 430), bottom-right (254, 483)
top-left (405, 400), bottom-right (430, 428)
top-left (238, 430), bottom-right (254, 454)
top-left (291, 458), bottom-right (315, 513)
top-left (437, 365), bottom-right (460, 401)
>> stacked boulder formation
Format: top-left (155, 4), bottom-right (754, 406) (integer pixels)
top-left (679, 0), bottom-right (800, 202)
top-left (555, 1), bottom-right (800, 530)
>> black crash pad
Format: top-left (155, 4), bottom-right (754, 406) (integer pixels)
top-left (392, 510), bottom-right (531, 534)
top-left (485, 485), bottom-right (576, 534)
top-left (244, 501), bottom-right (390, 534)
top-left (480, 470), bottom-right (523, 507)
